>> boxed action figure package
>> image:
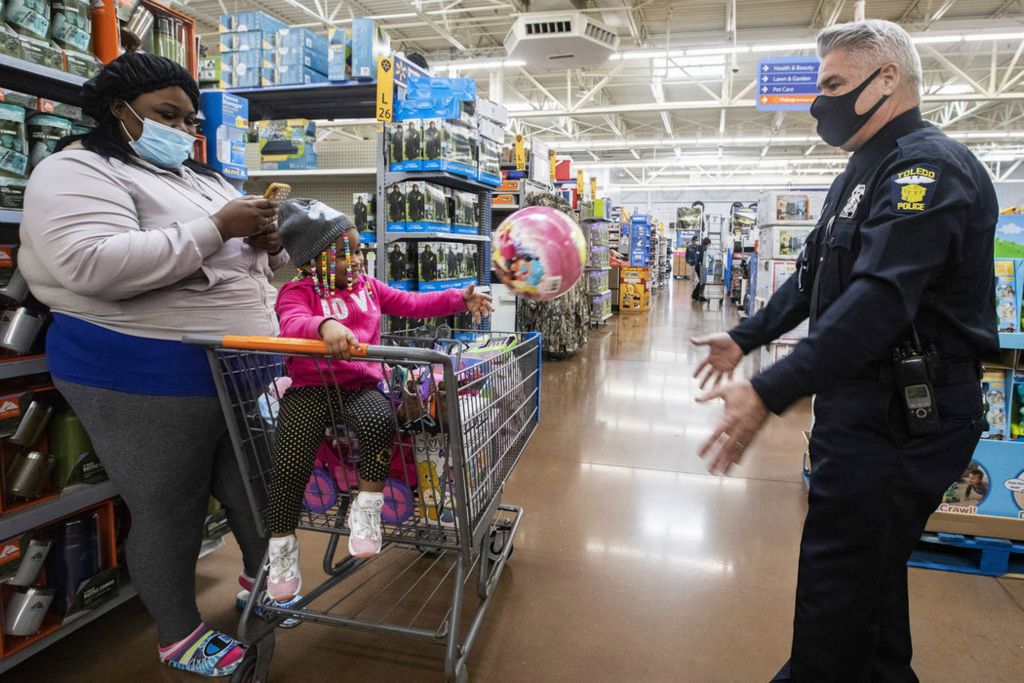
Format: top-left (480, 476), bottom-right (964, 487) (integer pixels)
top-left (421, 118), bottom-right (449, 171)
top-left (476, 117), bottom-right (503, 186)
top-left (417, 241), bottom-right (443, 286)
top-left (385, 183), bottom-right (407, 231)
top-left (387, 120), bottom-right (408, 170)
top-left (994, 258), bottom-right (1022, 333)
top-left (403, 181), bottom-right (438, 232)
top-left (475, 97), bottom-right (508, 126)
top-left (352, 192), bottom-right (376, 241)
top-left (981, 368), bottom-right (1011, 440)
top-left (446, 122), bottom-right (477, 179)
top-left (423, 183), bottom-right (450, 232)
top-left (450, 190), bottom-right (477, 235)
top-left (328, 27), bottom-right (351, 81)
top-left (350, 17), bottom-right (390, 80)
top-left (257, 119), bottom-right (316, 170)
top-left (391, 116), bottom-right (422, 172)
top-left (386, 241), bottom-right (416, 290)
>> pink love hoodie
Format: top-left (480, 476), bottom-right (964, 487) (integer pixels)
top-left (275, 274), bottom-right (466, 390)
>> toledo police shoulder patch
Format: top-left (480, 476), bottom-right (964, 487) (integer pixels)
top-left (892, 164), bottom-right (941, 213)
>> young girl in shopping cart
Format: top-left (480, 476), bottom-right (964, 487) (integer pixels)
top-left (265, 199), bottom-right (493, 601)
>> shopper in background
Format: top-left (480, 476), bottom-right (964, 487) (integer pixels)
top-left (684, 234), bottom-right (699, 280)
top-left (691, 237), bottom-right (711, 302)
top-left (692, 20), bottom-right (997, 680)
top-left (263, 199), bottom-right (492, 600)
top-left (18, 52), bottom-right (284, 678)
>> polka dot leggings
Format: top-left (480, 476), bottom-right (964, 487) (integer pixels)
top-left (266, 385), bottom-right (395, 534)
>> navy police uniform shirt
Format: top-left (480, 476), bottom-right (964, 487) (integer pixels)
top-left (730, 108), bottom-right (999, 414)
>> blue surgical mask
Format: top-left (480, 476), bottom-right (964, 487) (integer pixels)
top-left (121, 104), bottom-right (195, 169)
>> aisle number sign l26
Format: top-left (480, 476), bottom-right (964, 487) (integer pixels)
top-left (756, 57), bottom-right (820, 112)
top-left (376, 56), bottom-right (394, 122)
top-left (590, 176), bottom-right (597, 200)
top-left (576, 169), bottom-right (584, 196)
top-left (514, 134), bottom-right (526, 171)
top-left (549, 149), bottom-right (557, 181)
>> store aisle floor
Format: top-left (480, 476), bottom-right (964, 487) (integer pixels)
top-left (9, 281), bottom-right (1024, 682)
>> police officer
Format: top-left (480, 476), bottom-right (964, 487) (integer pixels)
top-left (692, 20), bottom-right (997, 681)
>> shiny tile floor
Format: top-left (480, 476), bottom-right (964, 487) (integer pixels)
top-left (9, 281), bottom-right (1024, 682)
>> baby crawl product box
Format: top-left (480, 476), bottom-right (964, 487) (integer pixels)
top-left (258, 119), bottom-right (317, 170)
top-left (199, 91), bottom-right (249, 181)
top-left (451, 190), bottom-right (478, 235)
top-left (938, 440), bottom-right (1024, 520)
top-left (386, 241), bottom-right (416, 290)
top-left (352, 192), bottom-right (376, 242)
top-left (404, 181), bottom-right (431, 231)
top-left (981, 369), bottom-right (1011, 440)
top-left (1011, 368), bottom-right (1024, 440)
top-left (350, 17), bottom-right (391, 80)
top-left (327, 28), bottom-right (351, 81)
top-left (412, 432), bottom-right (456, 527)
top-left (385, 183), bottom-right (407, 231)
top-left (994, 258), bottom-right (1023, 333)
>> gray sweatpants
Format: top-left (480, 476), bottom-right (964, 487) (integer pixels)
top-left (55, 379), bottom-right (268, 644)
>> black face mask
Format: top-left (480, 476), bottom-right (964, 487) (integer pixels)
top-left (810, 68), bottom-right (890, 147)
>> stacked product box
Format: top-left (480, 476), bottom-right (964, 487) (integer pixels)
top-left (352, 192), bottom-right (376, 244)
top-left (217, 11), bottom-right (283, 88)
top-left (386, 242), bottom-right (416, 291)
top-left (389, 77), bottom-right (479, 180)
top-left (328, 28), bottom-right (351, 81)
top-left (350, 18), bottom-right (390, 80)
top-left (389, 181), bottom-right (449, 233)
top-left (257, 119), bottom-right (317, 170)
top-left (271, 28), bottom-right (329, 86)
top-left (476, 97), bottom-right (507, 187)
top-left (199, 91), bottom-right (249, 181)
top-left (418, 242), bottom-right (477, 292)
top-left (450, 190), bottom-right (478, 235)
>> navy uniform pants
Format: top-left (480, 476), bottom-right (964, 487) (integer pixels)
top-left (773, 378), bottom-right (983, 682)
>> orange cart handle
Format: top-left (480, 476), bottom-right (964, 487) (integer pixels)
top-left (219, 335), bottom-right (369, 357)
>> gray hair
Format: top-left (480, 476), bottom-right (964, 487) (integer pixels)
top-left (817, 19), bottom-right (922, 97)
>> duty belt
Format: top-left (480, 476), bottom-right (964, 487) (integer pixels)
top-left (846, 359), bottom-right (981, 387)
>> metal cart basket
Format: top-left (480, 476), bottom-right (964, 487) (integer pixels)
top-left (188, 329), bottom-right (542, 682)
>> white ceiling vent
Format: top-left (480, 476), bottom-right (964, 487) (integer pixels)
top-left (505, 12), bottom-right (620, 69)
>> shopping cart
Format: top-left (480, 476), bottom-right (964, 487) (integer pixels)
top-left (187, 328), bottom-right (542, 682)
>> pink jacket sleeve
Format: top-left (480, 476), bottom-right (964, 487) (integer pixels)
top-left (276, 281), bottom-right (328, 340)
top-left (373, 279), bottom-right (467, 319)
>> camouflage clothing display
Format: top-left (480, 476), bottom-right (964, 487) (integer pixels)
top-left (513, 192), bottom-right (590, 358)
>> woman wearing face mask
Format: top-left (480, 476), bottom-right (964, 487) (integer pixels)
top-left (18, 52), bottom-right (282, 677)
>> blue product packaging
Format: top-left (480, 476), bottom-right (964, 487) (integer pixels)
top-left (258, 119), bottom-right (317, 170)
top-left (328, 28), bottom-right (351, 81)
top-left (351, 17), bottom-right (391, 80)
top-left (981, 369), bottom-right (1010, 440)
top-left (937, 440), bottom-right (1024, 519)
top-left (271, 65), bottom-right (329, 86)
top-left (273, 30), bottom-right (329, 76)
top-left (384, 183), bottom-right (407, 231)
top-left (386, 242), bottom-right (416, 288)
top-left (218, 30), bottom-right (268, 53)
top-left (994, 258), bottom-right (1021, 333)
top-left (221, 50), bottom-right (272, 89)
top-left (199, 91), bottom-right (249, 181)
top-left (219, 11), bottom-right (287, 35)
top-left (275, 27), bottom-right (328, 51)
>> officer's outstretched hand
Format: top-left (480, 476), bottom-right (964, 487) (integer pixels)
top-left (696, 380), bottom-right (769, 475)
top-left (691, 333), bottom-right (743, 389)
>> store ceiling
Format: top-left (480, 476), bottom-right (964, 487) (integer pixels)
top-left (181, 0), bottom-right (1024, 188)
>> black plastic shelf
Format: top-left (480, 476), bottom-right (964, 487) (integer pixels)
top-left (0, 480), bottom-right (118, 539)
top-left (385, 232), bottom-right (490, 243)
top-left (385, 171), bottom-right (492, 193)
top-left (0, 355), bottom-right (47, 380)
top-left (222, 81), bottom-right (377, 121)
top-left (0, 54), bottom-right (85, 104)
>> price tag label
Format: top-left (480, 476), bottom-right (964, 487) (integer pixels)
top-left (514, 133), bottom-right (526, 172)
top-left (549, 149), bottom-right (557, 181)
top-left (576, 169), bottom-right (584, 196)
top-left (376, 56), bottom-right (394, 122)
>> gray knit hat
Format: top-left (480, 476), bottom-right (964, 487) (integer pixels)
top-left (278, 198), bottom-right (356, 265)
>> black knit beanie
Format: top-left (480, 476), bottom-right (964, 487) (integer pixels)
top-left (80, 52), bottom-right (200, 122)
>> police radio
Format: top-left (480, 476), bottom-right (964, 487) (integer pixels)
top-left (892, 334), bottom-right (941, 436)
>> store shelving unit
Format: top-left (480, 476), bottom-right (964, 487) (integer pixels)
top-left (0, 54), bottom-right (85, 104)
top-left (247, 168), bottom-right (377, 178)
top-left (225, 81), bottom-right (376, 120)
top-left (0, 355), bottom-right (47, 380)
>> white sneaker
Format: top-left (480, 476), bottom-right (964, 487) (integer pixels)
top-left (347, 492), bottom-right (384, 558)
top-left (266, 535), bottom-right (301, 601)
